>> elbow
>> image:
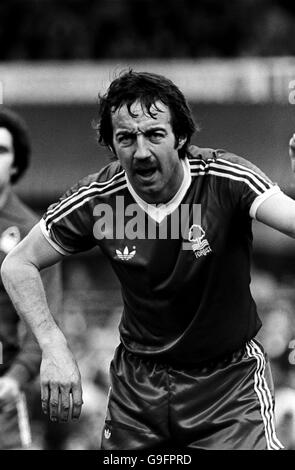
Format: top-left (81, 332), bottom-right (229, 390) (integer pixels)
top-left (1, 250), bottom-right (39, 287)
top-left (1, 251), bottom-right (18, 285)
top-left (1, 250), bottom-right (32, 284)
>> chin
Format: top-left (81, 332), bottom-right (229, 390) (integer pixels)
top-left (137, 187), bottom-right (158, 201)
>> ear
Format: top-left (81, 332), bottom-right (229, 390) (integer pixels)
top-left (108, 144), bottom-right (118, 160)
top-left (177, 136), bottom-right (187, 150)
top-left (109, 144), bottom-right (117, 156)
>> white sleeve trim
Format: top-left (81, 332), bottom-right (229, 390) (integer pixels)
top-left (249, 185), bottom-right (282, 219)
top-left (39, 219), bottom-right (70, 256)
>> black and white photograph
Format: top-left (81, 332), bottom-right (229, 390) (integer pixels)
top-left (0, 0), bottom-right (295, 455)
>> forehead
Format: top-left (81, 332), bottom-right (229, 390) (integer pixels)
top-left (111, 100), bottom-right (172, 131)
top-left (0, 127), bottom-right (13, 147)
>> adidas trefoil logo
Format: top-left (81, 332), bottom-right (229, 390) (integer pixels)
top-left (116, 246), bottom-right (136, 261)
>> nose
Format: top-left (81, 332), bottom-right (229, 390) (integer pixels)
top-left (133, 134), bottom-right (151, 160)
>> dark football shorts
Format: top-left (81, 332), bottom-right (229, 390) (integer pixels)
top-left (101, 339), bottom-right (283, 450)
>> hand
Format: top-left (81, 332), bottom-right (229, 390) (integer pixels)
top-left (289, 134), bottom-right (295, 172)
top-left (0, 376), bottom-right (20, 412)
top-left (40, 344), bottom-right (83, 423)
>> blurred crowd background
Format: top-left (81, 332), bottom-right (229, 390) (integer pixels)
top-left (1, 0), bottom-right (295, 59)
top-left (1, 0), bottom-right (295, 450)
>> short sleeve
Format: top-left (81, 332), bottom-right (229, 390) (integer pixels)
top-left (214, 151), bottom-right (282, 219)
top-left (40, 177), bottom-right (97, 255)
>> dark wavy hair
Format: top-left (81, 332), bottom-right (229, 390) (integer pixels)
top-left (0, 107), bottom-right (31, 184)
top-left (96, 70), bottom-right (197, 158)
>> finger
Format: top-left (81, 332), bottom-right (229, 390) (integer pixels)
top-left (59, 386), bottom-right (71, 422)
top-left (71, 384), bottom-right (83, 420)
top-left (49, 384), bottom-right (60, 422)
top-left (41, 382), bottom-right (49, 416)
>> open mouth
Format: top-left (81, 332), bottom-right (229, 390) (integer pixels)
top-left (135, 167), bottom-right (157, 178)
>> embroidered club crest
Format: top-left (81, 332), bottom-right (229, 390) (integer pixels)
top-left (188, 224), bottom-right (212, 258)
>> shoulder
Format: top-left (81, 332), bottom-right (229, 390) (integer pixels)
top-left (65, 160), bottom-right (125, 197)
top-left (187, 145), bottom-right (217, 162)
top-left (187, 145), bottom-right (272, 185)
top-left (213, 149), bottom-right (272, 184)
top-left (91, 159), bottom-right (125, 185)
top-left (44, 161), bottom-right (126, 224)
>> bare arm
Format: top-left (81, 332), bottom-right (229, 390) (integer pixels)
top-left (256, 191), bottom-right (295, 237)
top-left (255, 135), bottom-right (295, 236)
top-left (1, 224), bottom-right (83, 422)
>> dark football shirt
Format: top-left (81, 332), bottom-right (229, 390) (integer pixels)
top-left (41, 146), bottom-right (280, 365)
top-left (0, 190), bottom-right (62, 379)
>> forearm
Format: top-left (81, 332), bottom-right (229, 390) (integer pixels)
top-left (1, 254), bottom-right (66, 352)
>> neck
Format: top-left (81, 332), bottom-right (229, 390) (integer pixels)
top-left (156, 162), bottom-right (184, 204)
top-left (0, 186), bottom-right (11, 210)
top-left (130, 160), bottom-right (185, 204)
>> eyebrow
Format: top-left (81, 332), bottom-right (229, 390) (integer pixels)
top-left (115, 125), bottom-right (167, 137)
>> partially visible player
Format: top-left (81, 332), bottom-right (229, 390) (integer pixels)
top-left (0, 107), bottom-right (62, 449)
top-left (2, 72), bottom-right (295, 450)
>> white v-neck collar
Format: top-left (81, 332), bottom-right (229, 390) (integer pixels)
top-left (126, 157), bottom-right (192, 223)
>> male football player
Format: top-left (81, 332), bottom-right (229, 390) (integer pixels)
top-left (2, 71), bottom-right (295, 449)
top-left (0, 107), bottom-right (62, 449)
